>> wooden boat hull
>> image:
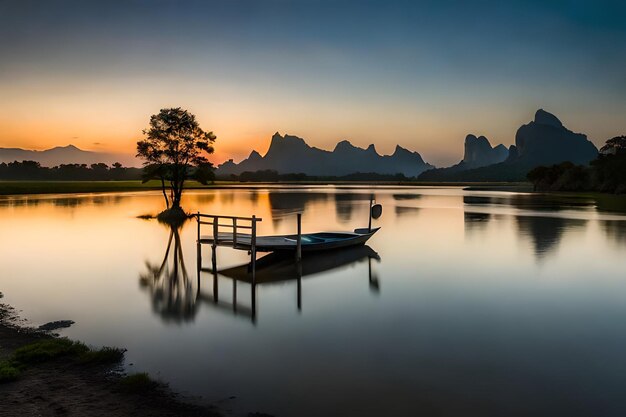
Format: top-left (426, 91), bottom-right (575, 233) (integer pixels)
top-left (264, 227), bottom-right (380, 252)
top-left (200, 227), bottom-right (380, 253)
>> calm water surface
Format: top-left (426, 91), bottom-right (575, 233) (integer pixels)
top-left (2, 186), bottom-right (626, 416)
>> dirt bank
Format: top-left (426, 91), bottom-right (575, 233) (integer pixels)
top-left (0, 300), bottom-right (220, 417)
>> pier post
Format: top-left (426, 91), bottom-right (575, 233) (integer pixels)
top-left (296, 213), bottom-right (302, 262)
top-left (251, 215), bottom-right (257, 284)
top-left (196, 211), bottom-right (202, 274)
top-left (233, 218), bottom-right (238, 248)
top-left (211, 216), bottom-right (218, 273)
top-left (196, 211), bottom-right (200, 242)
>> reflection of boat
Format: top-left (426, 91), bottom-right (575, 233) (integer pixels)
top-left (198, 245), bottom-right (381, 323)
top-left (201, 227), bottom-right (380, 253)
top-left (218, 245), bottom-right (380, 283)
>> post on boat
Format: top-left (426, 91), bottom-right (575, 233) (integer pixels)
top-left (296, 213), bottom-right (302, 262)
top-left (251, 215), bottom-right (257, 284)
top-left (368, 195), bottom-right (374, 232)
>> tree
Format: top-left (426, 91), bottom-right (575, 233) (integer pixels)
top-left (136, 108), bottom-right (216, 213)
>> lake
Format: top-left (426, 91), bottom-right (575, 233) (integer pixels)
top-left (1, 186), bottom-right (626, 416)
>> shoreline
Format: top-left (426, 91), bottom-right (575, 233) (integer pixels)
top-left (0, 179), bottom-right (531, 196)
top-left (0, 295), bottom-right (222, 417)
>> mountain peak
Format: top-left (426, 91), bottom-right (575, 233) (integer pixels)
top-left (334, 140), bottom-right (357, 152)
top-left (248, 150), bottom-right (262, 160)
top-left (51, 144), bottom-right (81, 151)
top-left (463, 134), bottom-right (508, 168)
top-left (366, 144), bottom-right (379, 155)
top-left (393, 144), bottom-right (411, 155)
top-left (534, 109), bottom-right (563, 128)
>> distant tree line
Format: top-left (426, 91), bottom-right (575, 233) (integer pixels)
top-left (219, 169), bottom-right (413, 182)
top-left (0, 161), bottom-right (143, 180)
top-left (528, 136), bottom-right (626, 193)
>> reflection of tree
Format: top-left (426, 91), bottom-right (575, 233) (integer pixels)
top-left (139, 223), bottom-right (198, 323)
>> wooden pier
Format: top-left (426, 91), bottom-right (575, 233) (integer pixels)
top-left (195, 212), bottom-right (304, 281)
top-left (194, 204), bottom-right (381, 323)
top-left (196, 198), bottom-right (380, 286)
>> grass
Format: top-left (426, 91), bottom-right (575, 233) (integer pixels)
top-left (80, 346), bottom-right (126, 364)
top-left (0, 338), bottom-right (126, 384)
top-left (117, 372), bottom-right (161, 394)
top-left (0, 360), bottom-right (20, 382)
top-left (12, 338), bottom-right (89, 364)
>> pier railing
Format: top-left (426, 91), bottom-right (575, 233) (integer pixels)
top-left (195, 213), bottom-right (264, 276)
top-left (195, 212), bottom-right (262, 249)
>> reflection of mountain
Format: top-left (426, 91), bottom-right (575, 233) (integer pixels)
top-left (464, 212), bottom-right (491, 232)
top-left (334, 193), bottom-right (371, 223)
top-left (139, 224), bottom-right (198, 323)
top-left (601, 220), bottom-right (626, 247)
top-left (217, 133), bottom-right (434, 177)
top-left (268, 192), bottom-right (328, 212)
top-left (515, 215), bottom-right (587, 258)
top-left (463, 196), bottom-right (493, 233)
top-left (395, 206), bottom-right (421, 217)
top-left (392, 194), bottom-right (422, 201)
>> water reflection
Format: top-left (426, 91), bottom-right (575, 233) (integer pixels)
top-left (139, 222), bottom-right (198, 323)
top-left (601, 220), bottom-right (626, 247)
top-left (516, 215), bottom-right (587, 259)
top-left (268, 192), bottom-right (327, 212)
top-left (0, 194), bottom-right (125, 208)
top-left (464, 211), bottom-right (491, 231)
top-left (394, 206), bottom-right (421, 217)
top-left (198, 245), bottom-right (381, 323)
top-left (5, 186), bottom-right (626, 417)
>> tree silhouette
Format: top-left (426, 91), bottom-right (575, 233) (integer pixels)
top-left (136, 107), bottom-right (216, 213)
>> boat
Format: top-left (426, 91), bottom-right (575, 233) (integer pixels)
top-left (197, 198), bottom-right (383, 254)
top-left (196, 199), bottom-right (382, 254)
top-left (201, 227), bottom-right (380, 253)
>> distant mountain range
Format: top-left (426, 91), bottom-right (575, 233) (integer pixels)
top-left (3, 108), bottom-right (603, 182)
top-left (419, 109), bottom-right (599, 181)
top-left (216, 133), bottom-right (434, 177)
top-left (0, 145), bottom-right (138, 167)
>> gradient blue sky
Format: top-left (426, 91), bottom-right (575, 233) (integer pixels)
top-left (1, 0), bottom-right (625, 165)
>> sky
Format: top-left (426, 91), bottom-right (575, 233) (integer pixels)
top-left (1, 0), bottom-right (625, 166)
